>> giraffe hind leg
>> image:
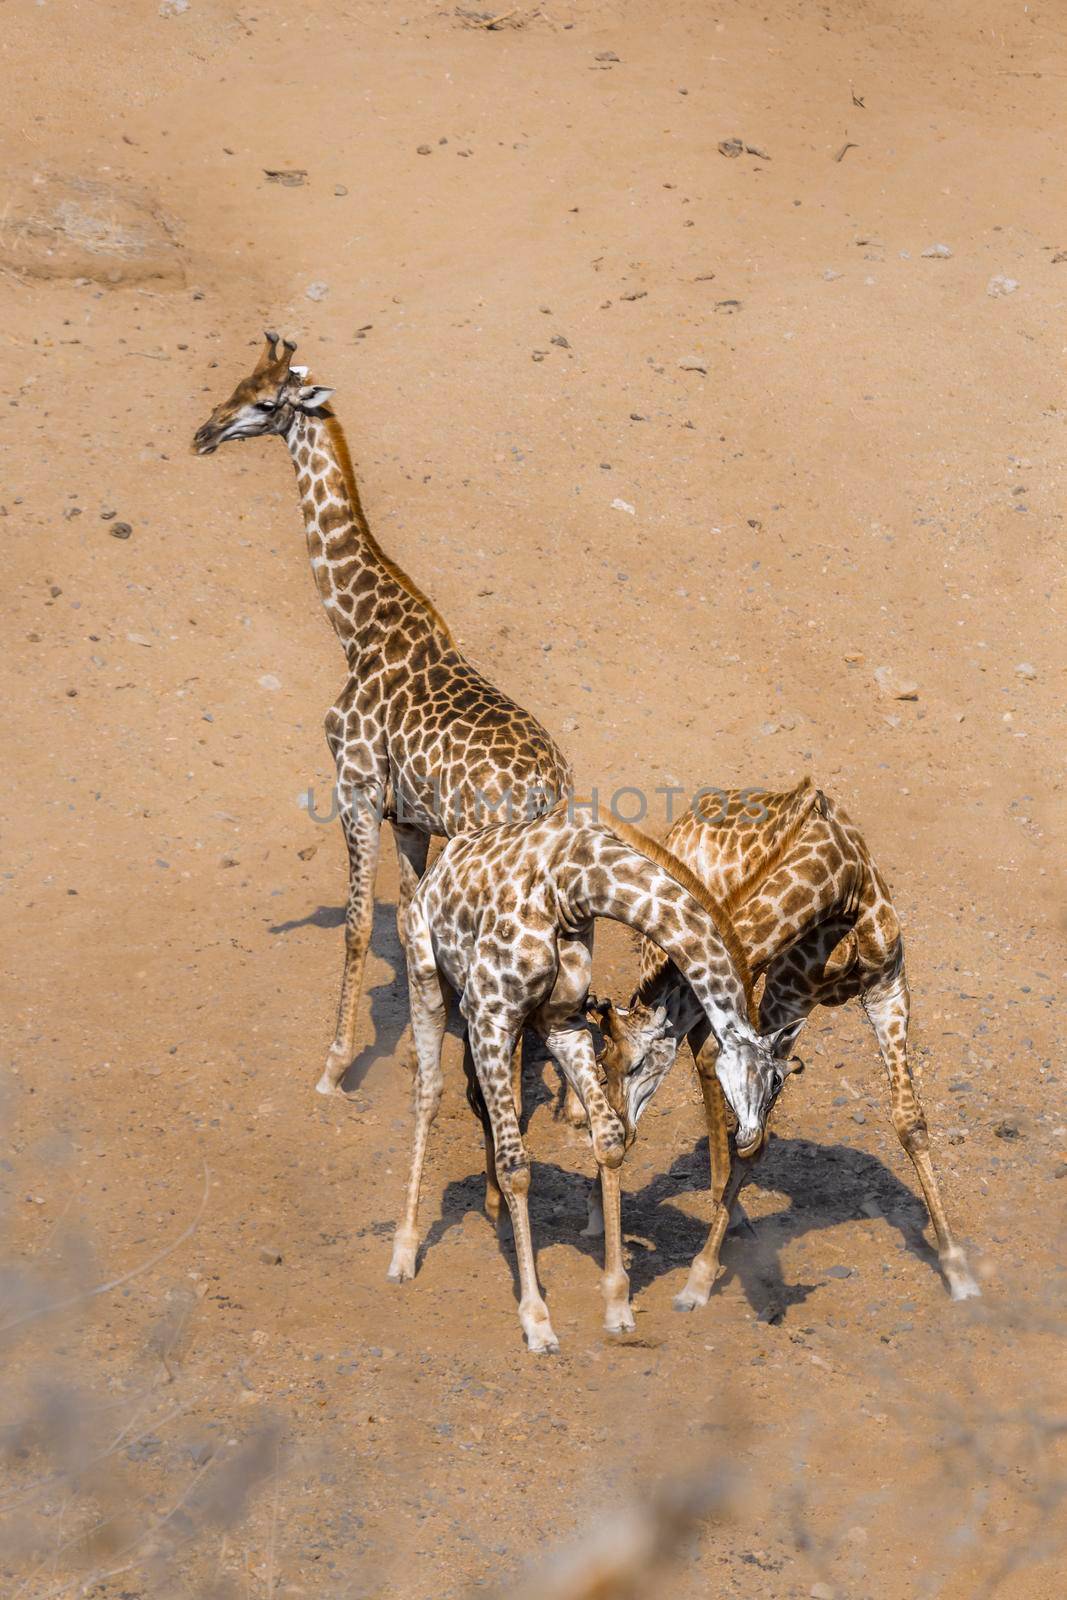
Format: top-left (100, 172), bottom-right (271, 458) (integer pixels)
top-left (862, 971), bottom-right (979, 1301)
top-left (317, 790), bottom-right (383, 1095)
top-left (387, 938), bottom-right (448, 1282)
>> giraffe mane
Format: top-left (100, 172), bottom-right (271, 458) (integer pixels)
top-left (594, 810), bottom-right (758, 1027)
top-left (716, 775), bottom-right (823, 920)
top-left (322, 412), bottom-right (456, 648)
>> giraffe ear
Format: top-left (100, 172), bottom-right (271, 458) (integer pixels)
top-left (296, 385), bottom-right (334, 411)
top-left (765, 1018), bottom-right (805, 1061)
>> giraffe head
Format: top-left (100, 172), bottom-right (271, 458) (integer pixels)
top-left (192, 332), bottom-right (334, 455)
top-left (593, 997), bottom-right (805, 1155)
top-left (589, 997), bottom-right (673, 1145)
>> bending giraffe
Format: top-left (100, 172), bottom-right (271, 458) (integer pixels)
top-left (194, 334), bottom-right (571, 1093)
top-left (591, 778), bottom-right (979, 1305)
top-left (386, 800), bottom-right (800, 1354)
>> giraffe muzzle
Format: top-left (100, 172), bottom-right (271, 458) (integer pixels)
top-left (734, 1125), bottom-right (765, 1158)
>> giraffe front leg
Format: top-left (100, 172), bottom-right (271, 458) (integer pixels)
top-left (862, 969), bottom-right (979, 1301)
top-left (675, 1031), bottom-right (742, 1311)
top-left (470, 1016), bottom-right (559, 1354)
top-left (461, 1036), bottom-right (506, 1231)
top-left (387, 953), bottom-right (447, 1282)
top-left (392, 822), bottom-right (429, 956)
top-left (317, 789), bottom-right (383, 1095)
top-left (597, 1163), bottom-right (634, 1333)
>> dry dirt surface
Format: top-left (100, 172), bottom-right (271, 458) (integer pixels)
top-left (2, 2), bottom-right (1065, 1596)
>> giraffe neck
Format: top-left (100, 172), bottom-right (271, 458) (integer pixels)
top-left (284, 409), bottom-right (452, 665)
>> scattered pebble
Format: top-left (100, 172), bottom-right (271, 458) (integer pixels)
top-left (874, 666), bottom-right (918, 700)
top-left (305, 281), bottom-right (329, 302)
top-left (611, 498), bottom-right (635, 515)
top-left (158, 0), bottom-right (189, 14)
top-left (264, 169), bottom-right (307, 187)
top-left (993, 1118), bottom-right (1023, 1140)
top-left (126, 632), bottom-right (153, 647)
top-left (921, 243), bottom-right (953, 258)
top-left (987, 275), bottom-right (1019, 297)
top-left (1014, 662), bottom-right (1037, 680)
top-left (416, 144), bottom-right (432, 155)
top-left (678, 356), bottom-right (708, 373)
top-left (718, 138), bottom-right (744, 158)
top-left (297, 845), bottom-right (317, 861)
top-left (100, 509), bottom-right (117, 520)
top-left (823, 268), bottom-right (842, 281)
top-left (258, 673), bottom-right (282, 690)
top-left (258, 1245), bottom-right (283, 1265)
top-left (334, 184), bottom-right (348, 197)
top-left (824, 1265), bottom-right (854, 1279)
top-left (109, 521), bottom-right (133, 540)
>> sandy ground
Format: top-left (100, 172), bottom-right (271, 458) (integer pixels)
top-left (2, 2), bottom-right (1065, 1595)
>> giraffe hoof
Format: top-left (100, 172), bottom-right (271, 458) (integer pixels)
top-left (527, 1331), bottom-right (560, 1356)
top-left (387, 1236), bottom-right (417, 1282)
top-left (317, 1047), bottom-right (351, 1096)
top-left (947, 1265), bottom-right (981, 1301)
top-left (604, 1306), bottom-right (636, 1335)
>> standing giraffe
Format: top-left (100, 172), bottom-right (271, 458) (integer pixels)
top-left (591, 778), bottom-right (979, 1306)
top-left (194, 334), bottom-right (572, 1092)
top-left (386, 800), bottom-right (800, 1353)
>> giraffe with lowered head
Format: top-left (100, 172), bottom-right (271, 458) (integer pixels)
top-left (194, 333), bottom-right (572, 1093)
top-left (387, 798), bottom-right (802, 1353)
top-left (590, 778), bottom-right (979, 1307)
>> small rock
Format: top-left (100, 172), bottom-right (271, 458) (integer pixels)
top-left (611, 498), bottom-right (635, 515)
top-left (595, 50), bottom-right (620, 63)
top-left (259, 1245), bottom-right (283, 1265)
top-left (531, 350), bottom-right (547, 362)
top-left (334, 184), bottom-right (348, 197)
top-left (305, 281), bottom-right (329, 302)
top-left (745, 144), bottom-right (771, 160)
top-left (49, 584), bottom-right (63, 598)
top-left (811, 1585), bottom-right (836, 1600)
top-left (843, 650), bottom-right (864, 664)
top-left (824, 1265), bottom-right (854, 1280)
top-left (718, 138), bottom-right (744, 158)
top-left (1014, 662), bottom-right (1037, 680)
top-left (126, 632), bottom-right (153, 647)
top-left (100, 509), bottom-right (117, 520)
top-left (159, 0), bottom-right (189, 14)
top-left (219, 856), bottom-right (239, 869)
top-left (873, 665), bottom-right (918, 700)
top-left (263, 169), bottom-right (307, 187)
top-left (416, 144), bottom-right (432, 156)
top-left (678, 356), bottom-right (708, 373)
top-left (921, 243), bottom-right (953, 258)
top-left (823, 268), bottom-right (842, 281)
top-left (550, 334), bottom-right (570, 349)
top-left (993, 1118), bottom-right (1023, 1140)
top-left (297, 844), bottom-right (317, 861)
top-left (258, 673), bottom-right (282, 690)
top-left (851, 1109), bottom-right (866, 1125)
top-left (987, 275), bottom-right (1019, 297)
top-left (66, 687), bottom-right (78, 698)
top-left (109, 521), bottom-right (133, 539)
top-left (759, 721), bottom-right (780, 737)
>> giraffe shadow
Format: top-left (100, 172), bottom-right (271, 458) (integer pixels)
top-left (420, 1132), bottom-right (940, 1324)
top-left (267, 898), bottom-right (407, 1092)
top-left (609, 1133), bottom-right (941, 1320)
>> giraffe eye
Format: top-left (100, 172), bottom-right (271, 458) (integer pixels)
top-left (255, 400), bottom-right (276, 412)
